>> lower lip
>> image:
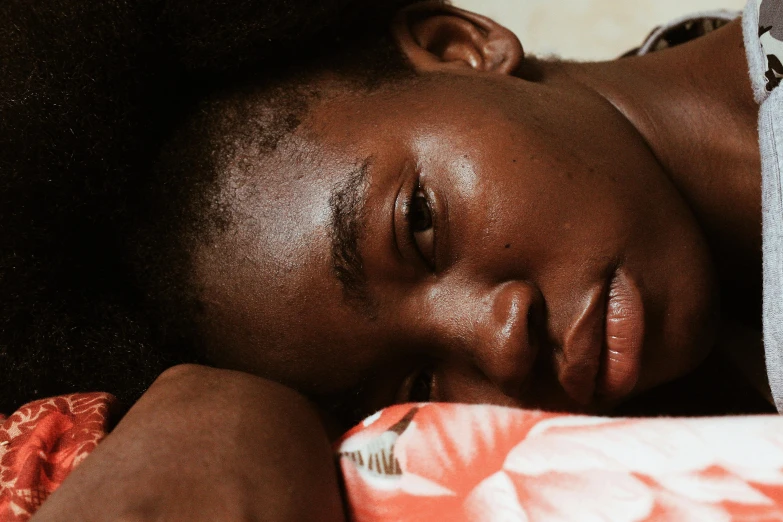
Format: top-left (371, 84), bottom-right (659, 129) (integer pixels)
top-left (597, 268), bottom-right (644, 401)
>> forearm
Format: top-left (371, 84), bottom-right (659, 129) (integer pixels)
top-left (31, 365), bottom-right (345, 522)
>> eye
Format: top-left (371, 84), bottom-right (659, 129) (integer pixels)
top-left (408, 367), bottom-right (434, 402)
top-left (407, 188), bottom-right (435, 268)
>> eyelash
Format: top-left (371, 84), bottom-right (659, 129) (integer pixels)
top-left (404, 180), bottom-right (436, 270)
top-left (407, 366), bottom-right (434, 402)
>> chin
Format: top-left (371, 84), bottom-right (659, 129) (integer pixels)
top-left (637, 323), bottom-right (717, 403)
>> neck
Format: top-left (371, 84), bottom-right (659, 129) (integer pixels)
top-left (544, 21), bottom-right (762, 325)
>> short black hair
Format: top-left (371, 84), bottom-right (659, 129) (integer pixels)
top-left (0, 0), bottom-right (426, 412)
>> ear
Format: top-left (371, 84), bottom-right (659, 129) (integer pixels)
top-left (391, 2), bottom-right (524, 75)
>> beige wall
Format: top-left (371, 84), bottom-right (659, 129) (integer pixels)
top-left (452, 0), bottom-right (747, 61)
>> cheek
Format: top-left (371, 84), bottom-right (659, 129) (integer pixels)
top-left (457, 161), bottom-right (633, 279)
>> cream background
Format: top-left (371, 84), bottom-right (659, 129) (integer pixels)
top-left (452, 0), bottom-right (747, 61)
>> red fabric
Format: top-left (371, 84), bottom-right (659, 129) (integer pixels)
top-left (6, 394), bottom-right (783, 521)
top-left (0, 393), bottom-right (116, 521)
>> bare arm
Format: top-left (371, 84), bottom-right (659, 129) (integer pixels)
top-left (31, 365), bottom-right (346, 522)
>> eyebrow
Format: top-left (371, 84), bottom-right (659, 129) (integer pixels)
top-left (328, 158), bottom-right (378, 318)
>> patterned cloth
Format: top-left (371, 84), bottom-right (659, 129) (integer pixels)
top-left (621, 10), bottom-right (737, 57)
top-left (337, 403), bottom-right (783, 521)
top-left (0, 393), bottom-right (116, 521)
top-left (758, 0), bottom-right (783, 91)
top-left (4, 395), bottom-right (783, 521)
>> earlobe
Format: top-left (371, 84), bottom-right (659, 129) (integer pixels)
top-left (392, 2), bottom-right (524, 75)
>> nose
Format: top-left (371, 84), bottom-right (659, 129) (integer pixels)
top-left (472, 280), bottom-right (542, 398)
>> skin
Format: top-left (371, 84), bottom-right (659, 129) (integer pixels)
top-left (192, 4), bottom-right (763, 423)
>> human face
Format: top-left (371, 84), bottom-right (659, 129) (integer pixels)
top-left (193, 72), bottom-right (718, 421)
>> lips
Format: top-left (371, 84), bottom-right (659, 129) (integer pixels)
top-left (598, 268), bottom-right (644, 400)
top-left (555, 267), bottom-right (644, 405)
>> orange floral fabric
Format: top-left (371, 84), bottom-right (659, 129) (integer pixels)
top-left (5, 396), bottom-right (783, 521)
top-left (337, 404), bottom-right (783, 521)
top-left (0, 393), bottom-right (116, 521)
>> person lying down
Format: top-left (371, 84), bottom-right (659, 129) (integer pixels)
top-left (1, 0), bottom-right (782, 518)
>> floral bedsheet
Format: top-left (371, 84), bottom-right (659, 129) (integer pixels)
top-left (4, 395), bottom-right (783, 521)
top-left (336, 403), bottom-right (783, 521)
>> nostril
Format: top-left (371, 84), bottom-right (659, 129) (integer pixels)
top-left (523, 283), bottom-right (547, 349)
top-left (479, 280), bottom-right (543, 398)
top-left (527, 302), bottom-right (537, 350)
